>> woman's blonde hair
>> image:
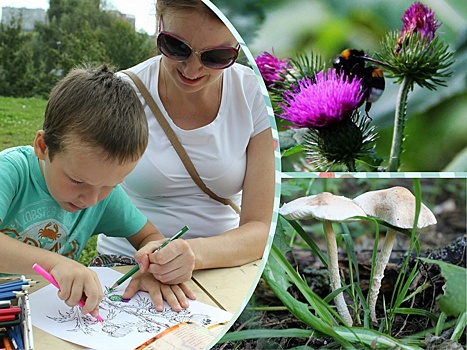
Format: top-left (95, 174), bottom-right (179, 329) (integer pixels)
top-left (156, 0), bottom-right (222, 33)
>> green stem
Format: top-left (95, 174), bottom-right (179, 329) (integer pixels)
top-left (388, 76), bottom-right (412, 172)
top-left (246, 306), bottom-right (291, 312)
top-left (346, 160), bottom-right (357, 172)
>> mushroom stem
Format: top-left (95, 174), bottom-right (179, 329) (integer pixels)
top-left (368, 228), bottom-right (397, 325)
top-left (323, 220), bottom-right (353, 326)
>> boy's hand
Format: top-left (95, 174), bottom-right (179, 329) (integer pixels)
top-left (49, 259), bottom-right (103, 317)
top-left (135, 239), bottom-right (195, 285)
top-left (122, 271), bottom-right (196, 312)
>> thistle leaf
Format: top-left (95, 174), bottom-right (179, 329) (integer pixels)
top-left (420, 258), bottom-right (467, 316)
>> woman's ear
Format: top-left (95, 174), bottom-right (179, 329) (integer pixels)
top-left (33, 130), bottom-right (48, 160)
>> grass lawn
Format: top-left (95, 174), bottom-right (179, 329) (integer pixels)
top-left (0, 96), bottom-right (46, 149)
top-left (0, 96), bottom-right (98, 265)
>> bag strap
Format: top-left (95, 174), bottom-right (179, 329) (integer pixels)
top-left (121, 70), bottom-right (240, 215)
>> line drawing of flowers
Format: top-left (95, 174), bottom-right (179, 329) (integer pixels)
top-left (46, 289), bottom-right (213, 338)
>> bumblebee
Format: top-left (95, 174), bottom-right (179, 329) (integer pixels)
top-left (333, 49), bottom-right (386, 114)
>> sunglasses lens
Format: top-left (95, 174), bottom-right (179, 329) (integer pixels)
top-left (201, 49), bottom-right (238, 69)
top-left (158, 33), bottom-right (191, 61)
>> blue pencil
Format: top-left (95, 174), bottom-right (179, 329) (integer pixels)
top-left (13, 324), bottom-right (24, 350)
top-left (0, 280), bottom-right (25, 287)
top-left (0, 284), bottom-right (33, 294)
top-left (0, 291), bottom-right (25, 301)
top-left (0, 280), bottom-right (37, 295)
top-left (0, 279), bottom-right (36, 288)
top-left (8, 326), bottom-right (23, 350)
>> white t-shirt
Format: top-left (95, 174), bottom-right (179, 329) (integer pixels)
top-left (97, 56), bottom-right (270, 257)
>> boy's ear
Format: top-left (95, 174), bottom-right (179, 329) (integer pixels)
top-left (33, 130), bottom-right (48, 160)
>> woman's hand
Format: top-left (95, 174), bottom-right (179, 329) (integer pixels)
top-left (135, 239), bottom-right (195, 284)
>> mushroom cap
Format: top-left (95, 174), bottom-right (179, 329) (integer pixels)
top-left (353, 186), bottom-right (437, 229)
top-left (279, 192), bottom-right (366, 222)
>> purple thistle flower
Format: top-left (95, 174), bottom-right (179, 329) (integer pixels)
top-left (279, 69), bottom-right (364, 129)
top-left (400, 2), bottom-right (440, 43)
top-left (255, 51), bottom-right (290, 88)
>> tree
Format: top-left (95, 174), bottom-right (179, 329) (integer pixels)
top-left (48, 0), bottom-right (100, 24)
top-left (0, 17), bottom-right (38, 97)
top-left (30, 0), bottom-right (154, 95)
top-left (97, 19), bottom-right (155, 71)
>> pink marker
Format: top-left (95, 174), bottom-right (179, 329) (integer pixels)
top-left (32, 263), bottom-right (104, 322)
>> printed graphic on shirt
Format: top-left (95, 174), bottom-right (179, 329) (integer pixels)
top-left (1, 219), bottom-right (81, 260)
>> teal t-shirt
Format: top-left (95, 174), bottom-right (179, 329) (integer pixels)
top-left (0, 146), bottom-right (148, 261)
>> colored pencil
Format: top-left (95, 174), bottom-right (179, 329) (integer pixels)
top-left (0, 280), bottom-right (37, 288)
top-left (0, 293), bottom-right (24, 302)
top-left (32, 263), bottom-right (104, 322)
top-left (31, 264), bottom-right (59, 289)
top-left (0, 308), bottom-right (20, 316)
top-left (0, 281), bottom-right (26, 289)
top-left (7, 328), bottom-right (20, 350)
top-left (0, 302), bottom-right (10, 310)
top-left (0, 285), bottom-right (32, 294)
top-left (0, 319), bottom-right (20, 327)
top-left (2, 335), bottom-right (13, 350)
top-left (12, 325), bottom-right (23, 350)
top-left (0, 315), bottom-right (16, 322)
top-left (110, 225), bottom-right (190, 290)
top-left (8, 326), bottom-right (22, 350)
top-left (0, 280), bottom-right (37, 289)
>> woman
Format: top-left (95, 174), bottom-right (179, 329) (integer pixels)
top-left (97, 0), bottom-right (275, 277)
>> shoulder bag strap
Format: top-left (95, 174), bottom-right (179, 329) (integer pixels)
top-left (121, 70), bottom-right (240, 215)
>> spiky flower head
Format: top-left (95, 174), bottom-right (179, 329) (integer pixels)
top-left (305, 111), bottom-right (381, 172)
top-left (279, 69), bottom-right (363, 129)
top-left (255, 51), bottom-right (291, 89)
top-left (377, 1), bottom-right (454, 90)
top-left (399, 1), bottom-right (440, 46)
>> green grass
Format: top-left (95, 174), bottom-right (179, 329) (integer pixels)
top-left (0, 96), bottom-right (46, 150)
top-left (1, 96), bottom-right (98, 265)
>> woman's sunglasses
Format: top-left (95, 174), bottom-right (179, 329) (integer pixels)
top-left (157, 31), bottom-right (240, 70)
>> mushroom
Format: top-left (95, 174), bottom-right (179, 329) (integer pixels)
top-left (353, 186), bottom-right (437, 325)
top-left (279, 192), bottom-right (366, 326)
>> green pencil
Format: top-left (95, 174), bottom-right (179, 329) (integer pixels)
top-left (109, 225), bottom-right (189, 290)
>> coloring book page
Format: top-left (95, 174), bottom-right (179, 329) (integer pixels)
top-left (29, 267), bottom-right (233, 350)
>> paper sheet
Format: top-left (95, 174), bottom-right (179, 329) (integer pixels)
top-left (29, 267), bottom-right (233, 350)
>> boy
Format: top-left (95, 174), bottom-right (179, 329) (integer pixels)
top-left (0, 65), bottom-right (195, 318)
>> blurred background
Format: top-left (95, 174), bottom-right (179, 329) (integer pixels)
top-left (216, 0), bottom-right (467, 172)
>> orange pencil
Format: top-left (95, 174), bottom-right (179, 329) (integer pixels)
top-left (2, 336), bottom-right (13, 350)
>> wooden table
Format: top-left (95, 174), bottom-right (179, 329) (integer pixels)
top-left (30, 260), bottom-right (261, 349)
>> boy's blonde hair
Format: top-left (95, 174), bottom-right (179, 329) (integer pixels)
top-left (43, 65), bottom-right (148, 164)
